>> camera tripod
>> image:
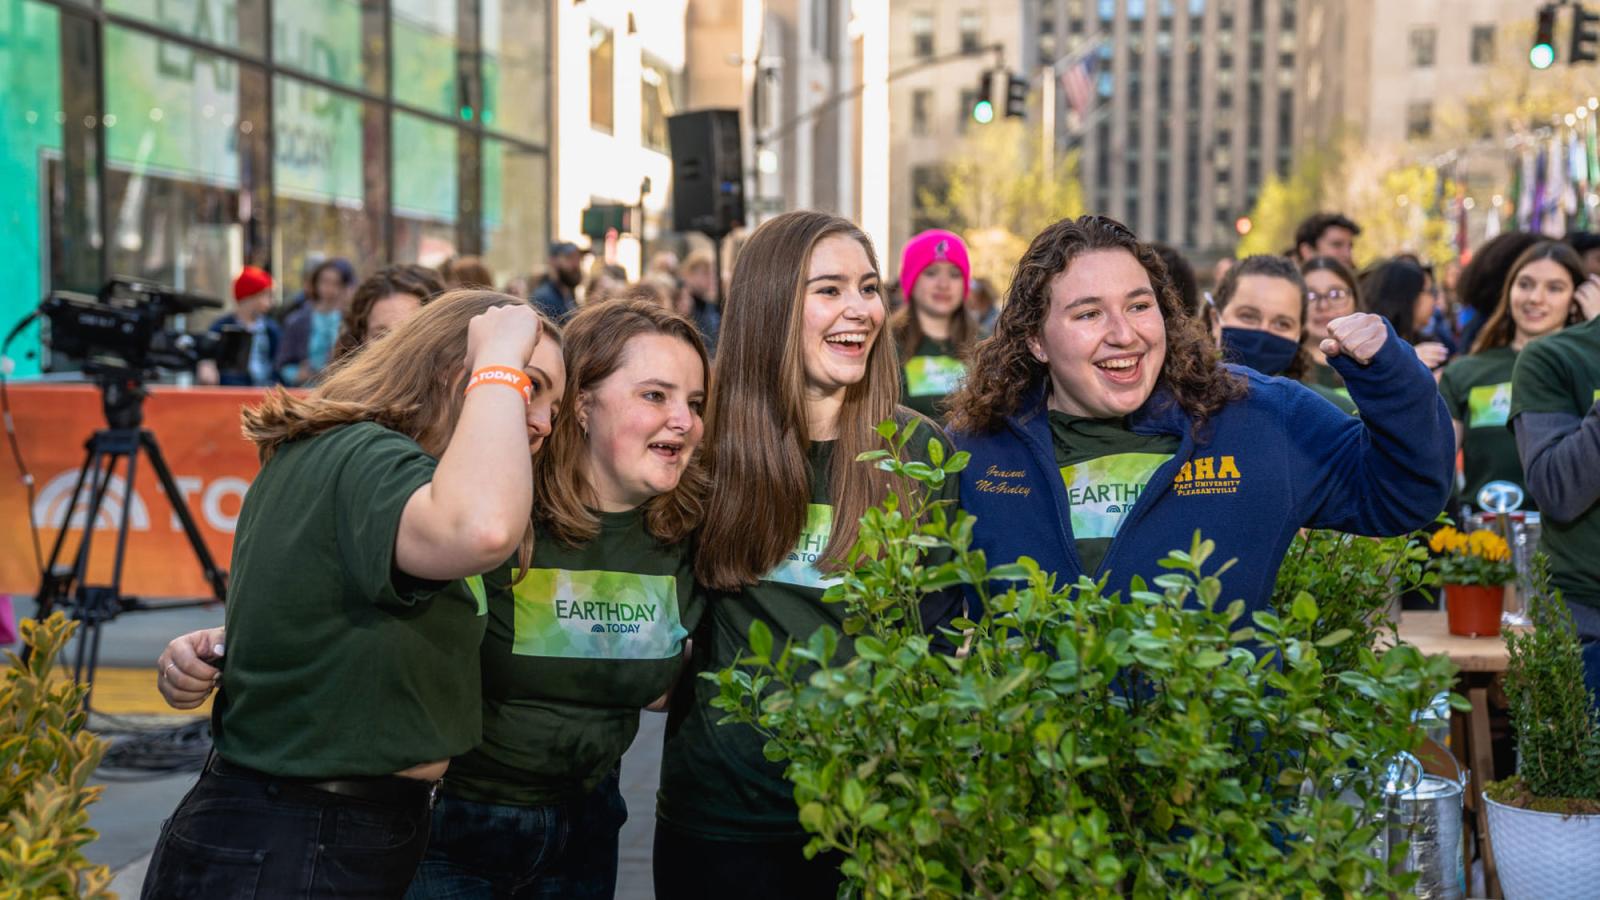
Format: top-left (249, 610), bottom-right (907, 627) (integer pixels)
top-left (27, 368), bottom-right (228, 710)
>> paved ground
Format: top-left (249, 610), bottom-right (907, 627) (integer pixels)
top-left (9, 596), bottom-right (664, 899)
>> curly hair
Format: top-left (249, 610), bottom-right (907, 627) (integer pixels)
top-left (331, 264), bottom-right (446, 363)
top-left (945, 215), bottom-right (1245, 435)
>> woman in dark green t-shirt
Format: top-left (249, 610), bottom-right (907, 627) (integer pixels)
top-left (409, 299), bottom-right (711, 897)
top-left (1438, 240), bottom-right (1583, 515)
top-left (146, 291), bottom-right (564, 899)
top-left (654, 212), bottom-right (962, 899)
top-left (891, 228), bottom-right (977, 422)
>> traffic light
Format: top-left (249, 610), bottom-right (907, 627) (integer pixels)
top-left (1532, 4), bottom-right (1558, 69)
top-left (971, 70), bottom-right (995, 124)
top-left (1574, 3), bottom-right (1600, 64)
top-left (1004, 74), bottom-right (1028, 118)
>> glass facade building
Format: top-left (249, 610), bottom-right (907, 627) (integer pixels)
top-left (1, 0), bottom-right (550, 375)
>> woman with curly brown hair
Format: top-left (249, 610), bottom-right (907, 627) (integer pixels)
top-left (946, 215), bottom-right (1454, 616)
top-left (330, 263), bottom-right (447, 364)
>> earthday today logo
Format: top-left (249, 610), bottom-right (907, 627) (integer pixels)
top-left (1059, 452), bottom-right (1173, 539)
top-left (512, 568), bottom-right (684, 660)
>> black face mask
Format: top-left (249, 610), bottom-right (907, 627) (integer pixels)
top-left (1220, 326), bottom-right (1300, 377)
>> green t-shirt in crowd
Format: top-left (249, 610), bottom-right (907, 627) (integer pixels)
top-left (900, 336), bottom-right (968, 422)
top-left (1048, 412), bottom-right (1181, 576)
top-left (213, 423), bottom-right (489, 778)
top-left (1438, 346), bottom-right (1528, 513)
top-left (1303, 361), bottom-right (1357, 413)
top-left (1510, 316), bottom-right (1600, 607)
top-left (445, 508), bottom-right (700, 807)
top-left (657, 427), bottom-right (959, 840)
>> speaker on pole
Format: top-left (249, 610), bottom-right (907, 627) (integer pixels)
top-left (668, 109), bottom-right (745, 238)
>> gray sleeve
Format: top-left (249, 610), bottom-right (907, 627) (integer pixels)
top-left (1513, 403), bottom-right (1600, 525)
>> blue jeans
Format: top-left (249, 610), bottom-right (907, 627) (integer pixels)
top-left (142, 763), bottom-right (432, 899)
top-left (1567, 600), bottom-right (1600, 713)
top-left (406, 771), bottom-right (626, 899)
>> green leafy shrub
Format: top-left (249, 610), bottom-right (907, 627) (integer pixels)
top-left (0, 613), bottom-right (113, 899)
top-left (710, 421), bottom-right (1461, 898)
top-left (1489, 562), bottom-right (1600, 815)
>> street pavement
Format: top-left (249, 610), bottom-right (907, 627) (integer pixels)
top-left (9, 596), bottom-right (663, 899)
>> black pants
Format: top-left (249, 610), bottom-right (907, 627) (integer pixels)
top-left (652, 820), bottom-right (844, 899)
top-left (142, 760), bottom-right (433, 899)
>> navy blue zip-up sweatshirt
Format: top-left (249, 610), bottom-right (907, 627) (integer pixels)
top-left (953, 322), bottom-right (1454, 616)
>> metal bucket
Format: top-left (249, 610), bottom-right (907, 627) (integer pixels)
top-left (1380, 752), bottom-right (1467, 900)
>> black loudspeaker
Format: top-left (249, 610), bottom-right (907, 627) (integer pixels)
top-left (668, 109), bottom-right (745, 237)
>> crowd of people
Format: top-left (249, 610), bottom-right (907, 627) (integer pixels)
top-left (143, 206), bottom-right (1599, 899)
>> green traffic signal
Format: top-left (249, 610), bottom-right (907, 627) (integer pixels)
top-left (1531, 42), bottom-right (1557, 69)
top-left (972, 100), bottom-right (995, 124)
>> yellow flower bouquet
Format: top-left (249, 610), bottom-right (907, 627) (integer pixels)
top-left (1429, 525), bottom-right (1516, 586)
top-left (1431, 524), bottom-right (1517, 637)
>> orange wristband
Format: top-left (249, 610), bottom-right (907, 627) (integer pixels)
top-left (465, 366), bottom-right (532, 403)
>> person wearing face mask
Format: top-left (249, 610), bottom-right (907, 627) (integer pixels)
top-left (653, 211), bottom-right (961, 899)
top-left (945, 216), bottom-right (1453, 619)
top-left (1211, 255), bottom-right (1309, 381)
top-left (1439, 241), bottom-right (1585, 515)
top-left (145, 293), bottom-right (565, 899)
top-left (1298, 256), bottom-right (1363, 413)
top-left (891, 228), bottom-right (978, 422)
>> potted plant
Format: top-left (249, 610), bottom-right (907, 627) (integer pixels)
top-left (1484, 572), bottom-right (1600, 899)
top-left (710, 421), bottom-right (1461, 897)
top-left (1429, 524), bottom-right (1515, 637)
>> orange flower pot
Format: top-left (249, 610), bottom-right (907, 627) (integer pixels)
top-left (1445, 583), bottom-right (1504, 637)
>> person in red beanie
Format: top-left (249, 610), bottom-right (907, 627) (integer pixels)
top-left (198, 265), bottom-right (283, 386)
top-left (891, 228), bottom-right (977, 421)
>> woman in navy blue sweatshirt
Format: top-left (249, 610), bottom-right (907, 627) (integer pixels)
top-left (944, 216), bottom-right (1454, 617)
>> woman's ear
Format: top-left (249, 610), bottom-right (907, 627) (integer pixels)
top-left (573, 390), bottom-right (592, 435)
top-left (1025, 334), bottom-right (1048, 365)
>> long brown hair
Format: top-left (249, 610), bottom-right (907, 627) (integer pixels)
top-left (243, 290), bottom-right (559, 462)
top-left (946, 215), bottom-right (1244, 434)
top-left (1470, 240), bottom-right (1585, 353)
top-left (331, 263), bottom-right (446, 363)
top-left (694, 211), bottom-right (904, 590)
top-left (532, 298), bottom-right (709, 548)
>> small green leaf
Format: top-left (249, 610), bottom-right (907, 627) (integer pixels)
top-left (748, 619), bottom-right (773, 662)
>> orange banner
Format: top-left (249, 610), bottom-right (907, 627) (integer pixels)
top-left (0, 384), bottom-right (268, 598)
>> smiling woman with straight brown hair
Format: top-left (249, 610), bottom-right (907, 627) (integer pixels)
top-left (654, 211), bottom-right (961, 899)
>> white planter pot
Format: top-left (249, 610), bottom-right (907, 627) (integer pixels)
top-left (1484, 792), bottom-right (1600, 899)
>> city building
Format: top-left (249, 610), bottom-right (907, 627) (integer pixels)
top-left (1, 0), bottom-right (554, 377)
top-left (887, 1), bottom-right (1026, 266)
top-left (1036, 0), bottom-right (1299, 259)
top-left (555, 0), bottom-right (689, 276)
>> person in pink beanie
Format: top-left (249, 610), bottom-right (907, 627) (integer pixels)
top-left (892, 228), bottom-right (976, 421)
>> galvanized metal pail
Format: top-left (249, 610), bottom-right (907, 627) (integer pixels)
top-left (1382, 751), bottom-right (1468, 900)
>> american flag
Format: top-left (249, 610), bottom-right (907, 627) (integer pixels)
top-left (1060, 59), bottom-right (1094, 119)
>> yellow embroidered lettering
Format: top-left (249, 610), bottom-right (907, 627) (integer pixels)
top-left (1218, 456), bottom-right (1241, 480)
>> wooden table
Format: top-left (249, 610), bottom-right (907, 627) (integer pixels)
top-left (1396, 611), bottom-right (1523, 899)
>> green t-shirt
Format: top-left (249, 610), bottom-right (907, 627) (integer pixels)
top-left (658, 429), bottom-right (959, 839)
top-left (900, 336), bottom-right (968, 422)
top-left (1510, 316), bottom-right (1600, 606)
top-left (213, 423), bottom-right (489, 778)
top-left (445, 509), bottom-right (701, 806)
top-left (1307, 381), bottom-right (1358, 415)
top-left (1048, 412), bottom-right (1180, 576)
top-left (1438, 347), bottom-right (1527, 513)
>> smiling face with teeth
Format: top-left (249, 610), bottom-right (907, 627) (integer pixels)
top-left (577, 333), bottom-right (707, 512)
top-left (799, 235), bottom-right (887, 432)
top-left (1027, 249), bottom-right (1168, 420)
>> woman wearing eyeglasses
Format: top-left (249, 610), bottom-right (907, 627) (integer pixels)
top-left (1299, 256), bottom-right (1362, 413)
